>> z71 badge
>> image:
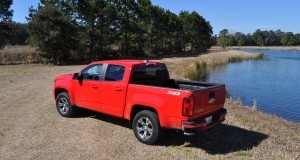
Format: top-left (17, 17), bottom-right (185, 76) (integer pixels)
top-left (167, 91), bottom-right (181, 96)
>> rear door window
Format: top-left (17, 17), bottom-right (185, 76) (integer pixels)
top-left (105, 65), bottom-right (125, 81)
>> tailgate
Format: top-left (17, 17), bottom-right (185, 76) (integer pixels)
top-left (192, 85), bottom-right (226, 117)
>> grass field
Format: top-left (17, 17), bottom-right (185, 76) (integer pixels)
top-left (0, 53), bottom-right (299, 159)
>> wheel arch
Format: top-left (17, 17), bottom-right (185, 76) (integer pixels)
top-left (130, 105), bottom-right (159, 126)
top-left (54, 88), bottom-right (69, 99)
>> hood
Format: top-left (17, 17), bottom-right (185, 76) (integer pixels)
top-left (55, 74), bottom-right (74, 81)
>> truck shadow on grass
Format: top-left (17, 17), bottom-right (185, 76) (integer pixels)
top-left (74, 109), bottom-right (268, 154)
top-left (160, 125), bottom-right (268, 154)
top-left (74, 108), bottom-right (131, 128)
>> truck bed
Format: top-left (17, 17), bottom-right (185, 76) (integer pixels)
top-left (131, 79), bottom-right (226, 120)
top-left (131, 79), bottom-right (223, 91)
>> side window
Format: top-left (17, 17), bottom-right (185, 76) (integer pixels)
top-left (105, 65), bottom-right (125, 81)
top-left (81, 64), bottom-right (103, 80)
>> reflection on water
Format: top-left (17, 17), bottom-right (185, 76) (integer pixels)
top-left (208, 65), bottom-right (227, 76)
top-left (198, 68), bottom-right (209, 81)
top-left (207, 49), bottom-right (300, 123)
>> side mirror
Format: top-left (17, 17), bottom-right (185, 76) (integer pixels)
top-left (73, 73), bottom-right (83, 81)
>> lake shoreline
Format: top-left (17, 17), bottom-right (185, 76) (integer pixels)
top-left (210, 49), bottom-right (300, 123)
top-left (229, 46), bottom-right (300, 51)
top-left (160, 49), bottom-right (298, 119)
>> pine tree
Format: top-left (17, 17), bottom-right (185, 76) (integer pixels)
top-left (0, 0), bottom-right (13, 49)
top-left (28, 2), bottom-right (78, 64)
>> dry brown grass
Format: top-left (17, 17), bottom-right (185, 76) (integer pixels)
top-left (161, 50), bottom-right (264, 80)
top-left (0, 60), bottom-right (299, 159)
top-left (198, 50), bottom-right (264, 66)
top-left (0, 45), bottom-right (41, 64)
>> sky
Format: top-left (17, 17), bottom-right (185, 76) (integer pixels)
top-left (11, 0), bottom-right (300, 35)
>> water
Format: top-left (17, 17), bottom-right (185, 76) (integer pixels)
top-left (208, 49), bottom-right (300, 123)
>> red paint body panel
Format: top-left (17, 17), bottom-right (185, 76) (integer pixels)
top-left (124, 84), bottom-right (191, 129)
top-left (53, 60), bottom-right (227, 132)
top-left (74, 80), bottom-right (101, 111)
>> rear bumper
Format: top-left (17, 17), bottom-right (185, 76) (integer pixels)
top-left (182, 108), bottom-right (227, 135)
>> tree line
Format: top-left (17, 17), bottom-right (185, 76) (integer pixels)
top-left (1, 0), bottom-right (214, 64)
top-left (2, 1), bottom-right (300, 64)
top-left (217, 29), bottom-right (300, 48)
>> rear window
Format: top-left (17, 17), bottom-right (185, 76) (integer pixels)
top-left (131, 64), bottom-right (169, 82)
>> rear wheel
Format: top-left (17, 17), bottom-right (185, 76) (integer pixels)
top-left (132, 110), bottom-right (162, 144)
top-left (56, 92), bottom-right (77, 117)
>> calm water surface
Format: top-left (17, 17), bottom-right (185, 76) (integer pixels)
top-left (208, 49), bottom-right (300, 123)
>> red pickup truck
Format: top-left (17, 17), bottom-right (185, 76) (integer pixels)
top-left (53, 60), bottom-right (226, 144)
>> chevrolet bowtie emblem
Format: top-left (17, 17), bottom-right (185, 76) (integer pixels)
top-left (209, 98), bottom-right (215, 104)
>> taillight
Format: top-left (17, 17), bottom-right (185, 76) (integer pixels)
top-left (182, 96), bottom-right (194, 116)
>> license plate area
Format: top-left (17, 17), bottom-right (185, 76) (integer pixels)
top-left (205, 116), bottom-right (212, 124)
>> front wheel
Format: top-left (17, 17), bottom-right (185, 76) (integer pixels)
top-left (132, 110), bottom-right (162, 144)
top-left (56, 92), bottom-right (77, 117)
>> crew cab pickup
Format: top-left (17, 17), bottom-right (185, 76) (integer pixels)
top-left (53, 60), bottom-right (227, 144)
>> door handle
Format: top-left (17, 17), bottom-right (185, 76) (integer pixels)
top-left (115, 87), bottom-right (123, 92)
top-left (92, 85), bottom-right (98, 89)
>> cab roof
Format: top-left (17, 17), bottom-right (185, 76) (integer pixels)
top-left (91, 59), bottom-right (164, 66)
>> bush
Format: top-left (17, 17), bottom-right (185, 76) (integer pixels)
top-left (256, 53), bottom-right (264, 59)
top-left (0, 45), bottom-right (41, 64)
top-left (228, 57), bottom-right (243, 63)
top-left (183, 61), bottom-right (208, 81)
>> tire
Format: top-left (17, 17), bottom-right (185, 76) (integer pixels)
top-left (56, 92), bottom-right (77, 117)
top-left (132, 110), bottom-right (163, 145)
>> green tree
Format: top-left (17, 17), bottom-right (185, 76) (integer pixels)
top-left (252, 29), bottom-right (264, 46)
top-left (295, 34), bottom-right (300, 45)
top-left (147, 5), bottom-right (166, 53)
top-left (72, 0), bottom-right (116, 59)
top-left (0, 0), bottom-right (13, 49)
top-left (217, 29), bottom-right (229, 49)
top-left (114, 0), bottom-right (138, 55)
top-left (264, 30), bottom-right (280, 46)
top-left (287, 36), bottom-right (297, 46)
top-left (233, 32), bottom-right (246, 46)
top-left (162, 10), bottom-right (182, 53)
top-left (134, 0), bottom-right (152, 53)
top-left (179, 11), bottom-right (212, 53)
top-left (26, 0), bottom-right (217, 63)
top-left (28, 2), bottom-right (78, 64)
top-left (219, 29), bottom-right (300, 46)
top-left (227, 35), bottom-right (236, 46)
top-left (245, 33), bottom-right (255, 46)
top-left (179, 11), bottom-right (190, 51)
top-left (190, 11), bottom-right (213, 53)
top-left (281, 32), bottom-right (296, 46)
top-left (237, 38), bottom-right (246, 46)
top-left (7, 22), bottom-right (29, 45)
